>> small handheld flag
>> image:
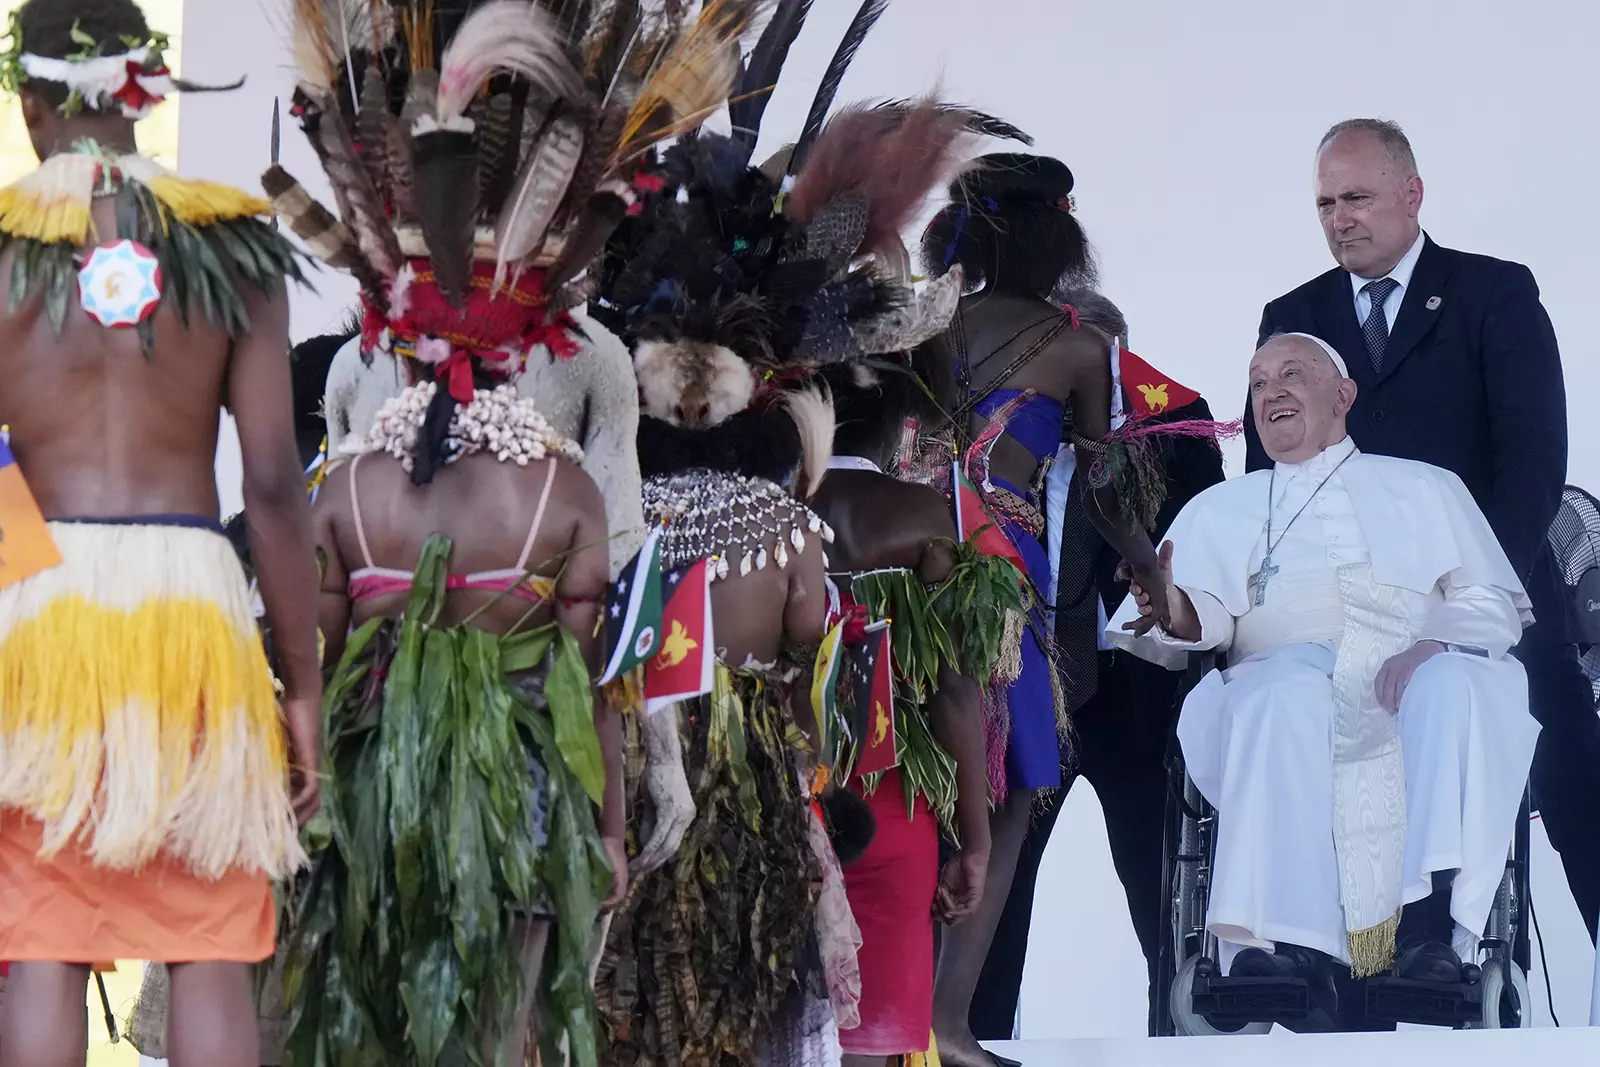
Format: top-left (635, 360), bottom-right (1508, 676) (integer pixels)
top-left (1118, 349), bottom-right (1201, 418)
top-left (0, 436), bottom-right (61, 591)
top-left (952, 459), bottom-right (1026, 574)
top-left (850, 620), bottom-right (898, 777)
top-left (811, 619), bottom-right (848, 759)
top-left (644, 557), bottom-right (715, 715)
top-left (599, 525), bottom-right (664, 684)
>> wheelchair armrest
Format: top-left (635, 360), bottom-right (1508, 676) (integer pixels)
top-left (1184, 650), bottom-right (1221, 688)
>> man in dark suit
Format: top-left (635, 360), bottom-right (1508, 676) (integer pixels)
top-left (1250, 118), bottom-right (1600, 955)
top-left (970, 292), bottom-right (1227, 1040)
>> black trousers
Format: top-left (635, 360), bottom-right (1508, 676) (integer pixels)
top-left (1521, 642), bottom-right (1600, 943)
top-left (969, 650), bottom-right (1183, 1039)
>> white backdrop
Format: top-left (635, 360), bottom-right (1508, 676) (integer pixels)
top-left (180, 0), bottom-right (1598, 1034)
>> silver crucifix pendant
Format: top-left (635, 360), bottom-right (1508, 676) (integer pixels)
top-left (1250, 554), bottom-right (1279, 606)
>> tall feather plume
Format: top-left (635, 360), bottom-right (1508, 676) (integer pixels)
top-left (727, 0), bottom-right (812, 157)
top-left (434, 1), bottom-right (582, 125)
top-left (580, 0), bottom-right (642, 82)
top-left (290, 0), bottom-right (377, 97)
top-left (784, 0), bottom-right (888, 178)
top-left (356, 64), bottom-right (391, 198)
top-left (786, 96), bottom-right (975, 258)
top-left (312, 106), bottom-right (404, 282)
top-left (478, 92), bottom-right (516, 215)
top-left (412, 128), bottom-right (479, 303)
top-left (262, 164), bottom-right (362, 271)
top-left (605, 0), bottom-right (761, 171)
top-left (780, 383), bottom-right (835, 499)
top-left (872, 98), bottom-right (1033, 146)
top-left (562, 5), bottom-right (681, 208)
top-left (384, 114), bottom-right (417, 223)
top-left (290, 0), bottom-right (341, 96)
top-left (494, 114), bottom-right (586, 287)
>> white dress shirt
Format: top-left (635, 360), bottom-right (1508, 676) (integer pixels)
top-left (1350, 229), bottom-right (1426, 331)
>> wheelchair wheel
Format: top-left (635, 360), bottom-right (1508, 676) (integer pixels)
top-left (1472, 959), bottom-right (1532, 1029)
top-left (1169, 954), bottom-right (1271, 1036)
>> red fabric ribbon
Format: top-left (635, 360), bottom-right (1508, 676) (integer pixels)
top-left (529, 314), bottom-right (581, 361)
top-left (111, 61), bottom-right (164, 113)
top-left (438, 348), bottom-right (476, 404)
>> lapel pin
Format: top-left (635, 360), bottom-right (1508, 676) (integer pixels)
top-left (1425, 295), bottom-right (1442, 310)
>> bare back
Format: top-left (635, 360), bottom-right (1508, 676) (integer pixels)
top-left (706, 515), bottom-right (827, 668)
top-left (811, 470), bottom-right (957, 585)
top-left (0, 199), bottom-right (242, 518)
top-left (957, 291), bottom-right (1114, 491)
top-left (314, 452), bottom-right (610, 665)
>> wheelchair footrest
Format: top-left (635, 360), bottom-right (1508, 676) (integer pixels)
top-left (1364, 975), bottom-right (1483, 1026)
top-left (1193, 972), bottom-right (1310, 1022)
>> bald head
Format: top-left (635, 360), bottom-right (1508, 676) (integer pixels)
top-left (1315, 120), bottom-right (1424, 279)
top-left (1249, 334), bottom-right (1357, 464)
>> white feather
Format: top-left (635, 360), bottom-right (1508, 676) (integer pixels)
top-left (781, 384), bottom-right (836, 499)
top-left (436, 2), bottom-right (583, 122)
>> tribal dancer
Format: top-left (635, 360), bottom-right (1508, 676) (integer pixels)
top-left (590, 4), bottom-right (1025, 1062)
top-left (915, 155), bottom-right (1170, 1067)
top-left (263, 1), bottom-right (761, 1063)
top-left (124, 327), bottom-right (366, 1066)
top-left (810, 346), bottom-right (1021, 1067)
top-left (0, 2), bottom-right (319, 1065)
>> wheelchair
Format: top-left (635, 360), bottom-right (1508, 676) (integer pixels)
top-left (1151, 652), bottom-right (1534, 1035)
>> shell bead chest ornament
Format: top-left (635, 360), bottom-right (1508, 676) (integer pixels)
top-left (350, 381), bottom-right (582, 472)
top-left (644, 471), bottom-right (834, 582)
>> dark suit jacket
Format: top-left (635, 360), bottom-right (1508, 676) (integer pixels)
top-left (1247, 234), bottom-right (1572, 647)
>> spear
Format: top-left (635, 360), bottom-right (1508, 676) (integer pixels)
top-left (270, 97), bottom-right (281, 230)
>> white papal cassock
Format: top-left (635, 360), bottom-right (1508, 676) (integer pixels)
top-left (1109, 438), bottom-right (1539, 975)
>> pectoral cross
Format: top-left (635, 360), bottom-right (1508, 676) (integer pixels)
top-left (1250, 554), bottom-right (1279, 607)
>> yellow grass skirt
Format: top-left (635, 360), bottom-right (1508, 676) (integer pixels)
top-left (0, 521), bottom-right (303, 880)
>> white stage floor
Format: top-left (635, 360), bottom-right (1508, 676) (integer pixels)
top-left (986, 1027), bottom-right (1600, 1067)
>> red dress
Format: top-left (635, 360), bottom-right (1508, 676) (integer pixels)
top-left (840, 768), bottom-right (940, 1056)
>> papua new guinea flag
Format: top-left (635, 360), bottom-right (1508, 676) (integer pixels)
top-left (644, 557), bottom-right (715, 715)
top-left (598, 525), bottom-right (664, 684)
top-left (849, 620), bottom-right (898, 776)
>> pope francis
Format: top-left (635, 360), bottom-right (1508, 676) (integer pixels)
top-left (1110, 332), bottom-right (1539, 1013)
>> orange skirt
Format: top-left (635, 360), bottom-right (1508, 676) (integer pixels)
top-left (0, 813), bottom-right (274, 963)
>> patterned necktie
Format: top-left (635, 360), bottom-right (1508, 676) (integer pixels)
top-left (1360, 277), bottom-right (1399, 373)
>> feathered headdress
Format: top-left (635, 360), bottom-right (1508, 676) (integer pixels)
top-left (269, 0), bottom-right (760, 401)
top-left (593, 0), bottom-right (1031, 491)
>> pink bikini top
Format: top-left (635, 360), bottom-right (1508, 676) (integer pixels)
top-left (345, 452), bottom-right (559, 605)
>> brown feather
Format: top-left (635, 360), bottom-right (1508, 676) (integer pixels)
top-left (312, 106), bottom-right (404, 281)
top-left (262, 164), bottom-right (388, 302)
top-left (606, 0), bottom-right (757, 170)
top-left (356, 64), bottom-right (390, 200)
top-left (478, 92), bottom-right (516, 217)
top-left (786, 95), bottom-right (975, 258)
top-left (384, 114), bottom-right (417, 224)
top-left (546, 183), bottom-right (630, 289)
top-left (494, 114), bottom-right (586, 287)
top-left (412, 129), bottom-right (480, 304)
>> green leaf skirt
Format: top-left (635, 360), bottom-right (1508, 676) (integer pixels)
top-left (277, 535), bottom-right (611, 1067)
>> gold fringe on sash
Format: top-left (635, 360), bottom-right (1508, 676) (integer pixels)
top-left (0, 523), bottom-right (303, 880)
top-left (1347, 908), bottom-right (1402, 979)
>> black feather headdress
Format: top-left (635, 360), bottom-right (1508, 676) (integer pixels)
top-left (595, 0), bottom-right (1029, 486)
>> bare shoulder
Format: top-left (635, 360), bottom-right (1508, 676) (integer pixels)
top-left (1045, 322), bottom-right (1113, 366)
top-left (551, 456), bottom-right (606, 521)
top-left (891, 479), bottom-right (958, 542)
